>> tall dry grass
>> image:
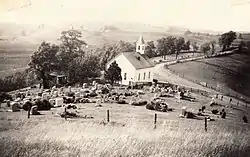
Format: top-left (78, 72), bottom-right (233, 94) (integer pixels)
top-left (0, 117), bottom-right (249, 157)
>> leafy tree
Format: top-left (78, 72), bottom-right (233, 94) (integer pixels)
top-left (116, 40), bottom-right (135, 52)
top-left (104, 61), bottom-right (122, 86)
top-left (69, 54), bottom-right (101, 84)
top-left (174, 37), bottom-right (185, 59)
top-left (238, 33), bottom-right (243, 39)
top-left (191, 42), bottom-right (199, 56)
top-left (145, 41), bottom-right (156, 58)
top-left (156, 36), bottom-right (176, 59)
top-left (201, 42), bottom-right (211, 56)
top-left (210, 41), bottom-right (216, 54)
top-left (98, 41), bottom-right (134, 70)
top-left (184, 40), bottom-right (191, 52)
top-left (29, 41), bottom-right (60, 89)
top-left (219, 31), bottom-right (237, 51)
top-left (58, 29), bottom-right (87, 76)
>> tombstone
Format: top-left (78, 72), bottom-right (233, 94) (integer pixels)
top-left (92, 81), bottom-right (96, 86)
top-left (49, 99), bottom-right (55, 106)
top-left (75, 92), bottom-right (81, 98)
top-left (68, 86), bottom-right (72, 93)
top-left (30, 105), bottom-right (40, 115)
top-left (55, 98), bottom-right (64, 107)
top-left (96, 99), bottom-right (101, 105)
top-left (6, 100), bottom-right (11, 107)
top-left (26, 90), bottom-right (31, 97)
top-left (59, 87), bottom-right (64, 95)
top-left (10, 102), bottom-right (20, 112)
top-left (53, 91), bottom-right (58, 97)
top-left (181, 107), bottom-right (187, 116)
top-left (176, 86), bottom-right (180, 92)
top-left (154, 93), bottom-right (158, 99)
top-left (42, 93), bottom-right (49, 100)
top-left (82, 83), bottom-right (87, 89)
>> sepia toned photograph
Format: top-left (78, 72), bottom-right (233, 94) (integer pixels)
top-left (0, 0), bottom-right (249, 156)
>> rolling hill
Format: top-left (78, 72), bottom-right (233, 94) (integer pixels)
top-left (167, 52), bottom-right (250, 100)
top-left (0, 22), bottom-right (220, 78)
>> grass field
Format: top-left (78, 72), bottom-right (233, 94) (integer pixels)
top-left (0, 88), bottom-right (249, 157)
top-left (168, 52), bottom-right (250, 100)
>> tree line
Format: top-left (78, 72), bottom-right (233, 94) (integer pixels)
top-left (0, 30), bottom-right (243, 92)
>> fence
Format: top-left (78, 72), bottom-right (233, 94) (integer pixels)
top-left (166, 66), bottom-right (250, 104)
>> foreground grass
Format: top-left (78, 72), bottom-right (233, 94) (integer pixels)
top-left (0, 114), bottom-right (249, 157)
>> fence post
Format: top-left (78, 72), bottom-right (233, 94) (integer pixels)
top-left (64, 107), bottom-right (67, 120)
top-left (28, 105), bottom-right (31, 119)
top-left (205, 117), bottom-right (207, 132)
top-left (154, 113), bottom-right (157, 129)
top-left (107, 110), bottom-right (110, 123)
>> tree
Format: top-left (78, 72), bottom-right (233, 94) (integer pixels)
top-left (174, 37), bottom-right (185, 59)
top-left (29, 41), bottom-right (60, 89)
top-left (201, 42), bottom-right (211, 56)
top-left (98, 41), bottom-right (135, 70)
top-left (58, 29), bottom-right (87, 77)
top-left (238, 33), bottom-right (243, 39)
top-left (184, 40), bottom-right (191, 52)
top-left (104, 61), bottom-right (122, 86)
top-left (219, 31), bottom-right (237, 51)
top-left (68, 54), bottom-right (101, 84)
top-left (115, 40), bottom-right (135, 52)
top-left (156, 36), bottom-right (176, 59)
top-left (192, 42), bottom-right (199, 56)
top-left (210, 41), bottom-right (216, 54)
top-left (144, 41), bottom-right (156, 58)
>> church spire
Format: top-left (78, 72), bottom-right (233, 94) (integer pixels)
top-left (136, 36), bottom-right (145, 54)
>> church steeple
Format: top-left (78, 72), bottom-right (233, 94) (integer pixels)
top-left (136, 36), bottom-right (145, 54)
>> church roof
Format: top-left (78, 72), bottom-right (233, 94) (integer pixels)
top-left (122, 52), bottom-right (154, 69)
top-left (136, 36), bottom-right (145, 44)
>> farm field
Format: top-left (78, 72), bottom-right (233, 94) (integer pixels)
top-left (0, 88), bottom-right (249, 157)
top-left (167, 52), bottom-right (250, 100)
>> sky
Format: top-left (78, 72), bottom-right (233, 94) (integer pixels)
top-left (0, 0), bottom-right (250, 32)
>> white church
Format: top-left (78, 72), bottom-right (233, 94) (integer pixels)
top-left (106, 36), bottom-right (155, 85)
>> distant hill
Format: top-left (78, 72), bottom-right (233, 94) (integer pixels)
top-left (0, 21), bottom-right (231, 78)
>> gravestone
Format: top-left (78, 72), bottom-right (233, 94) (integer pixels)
top-left (68, 86), bottom-right (71, 93)
top-left (30, 105), bottom-right (40, 115)
top-left (55, 98), bottom-right (64, 107)
top-left (10, 102), bottom-right (21, 112)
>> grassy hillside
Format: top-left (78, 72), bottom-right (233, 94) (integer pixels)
top-left (0, 88), bottom-right (249, 157)
top-left (168, 52), bottom-right (250, 100)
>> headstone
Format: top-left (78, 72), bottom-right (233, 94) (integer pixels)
top-left (181, 107), bottom-right (187, 116)
top-left (68, 86), bottom-right (71, 93)
top-left (92, 81), bottom-right (96, 86)
top-left (82, 83), bottom-right (87, 89)
top-left (30, 105), bottom-right (40, 115)
top-left (49, 99), bottom-right (55, 106)
top-left (55, 98), bottom-right (64, 107)
top-left (75, 92), bottom-right (81, 98)
top-left (10, 102), bottom-right (20, 112)
top-left (6, 100), bottom-right (11, 107)
top-left (59, 87), bottom-right (64, 95)
top-left (96, 99), bottom-right (101, 105)
top-left (53, 91), bottom-right (58, 97)
top-left (149, 86), bottom-right (154, 93)
top-left (42, 93), bottom-right (49, 100)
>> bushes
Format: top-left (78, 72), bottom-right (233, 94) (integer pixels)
top-left (0, 69), bottom-right (38, 92)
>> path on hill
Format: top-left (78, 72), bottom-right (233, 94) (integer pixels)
top-left (153, 55), bottom-right (250, 108)
top-left (153, 63), bottom-right (217, 93)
